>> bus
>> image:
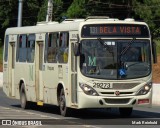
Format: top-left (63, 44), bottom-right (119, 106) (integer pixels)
top-left (3, 17), bottom-right (157, 117)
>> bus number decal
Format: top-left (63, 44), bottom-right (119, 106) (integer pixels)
top-left (93, 82), bottom-right (112, 89)
top-left (88, 56), bottom-right (96, 66)
top-left (72, 34), bottom-right (77, 38)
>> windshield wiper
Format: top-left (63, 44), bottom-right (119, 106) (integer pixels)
top-left (120, 38), bottom-right (136, 56)
top-left (97, 38), bottom-right (115, 63)
top-left (97, 38), bottom-right (113, 54)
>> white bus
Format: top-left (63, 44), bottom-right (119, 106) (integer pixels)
top-left (3, 17), bottom-right (157, 117)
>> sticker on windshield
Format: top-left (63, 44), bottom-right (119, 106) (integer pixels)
top-left (88, 56), bottom-right (96, 66)
top-left (119, 69), bottom-right (126, 76)
top-left (104, 41), bottom-right (115, 46)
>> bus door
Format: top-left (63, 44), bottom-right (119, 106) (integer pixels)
top-left (35, 34), bottom-right (45, 103)
top-left (8, 35), bottom-right (16, 97)
top-left (70, 31), bottom-right (78, 104)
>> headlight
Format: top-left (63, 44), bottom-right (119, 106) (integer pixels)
top-left (79, 83), bottom-right (99, 96)
top-left (137, 83), bottom-right (152, 95)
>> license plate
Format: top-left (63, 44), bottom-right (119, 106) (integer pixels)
top-left (93, 82), bottom-right (112, 89)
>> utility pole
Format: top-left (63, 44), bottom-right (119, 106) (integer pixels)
top-left (46, 0), bottom-right (53, 22)
top-left (17, 0), bottom-right (23, 27)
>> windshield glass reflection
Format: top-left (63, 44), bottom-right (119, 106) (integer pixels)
top-left (80, 39), bottom-right (151, 79)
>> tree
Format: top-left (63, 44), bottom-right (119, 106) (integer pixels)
top-left (133, 0), bottom-right (160, 39)
top-left (65, 0), bottom-right (86, 18)
top-left (1, 0), bottom-right (160, 43)
top-left (23, 0), bottom-right (41, 26)
top-left (0, 1), bottom-right (18, 43)
top-left (83, 0), bottom-right (132, 19)
top-left (0, 0), bottom-right (43, 43)
top-left (38, 0), bottom-right (64, 22)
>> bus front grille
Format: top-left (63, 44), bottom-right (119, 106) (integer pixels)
top-left (112, 83), bottom-right (140, 89)
top-left (100, 92), bottom-right (134, 95)
top-left (104, 98), bottom-right (131, 104)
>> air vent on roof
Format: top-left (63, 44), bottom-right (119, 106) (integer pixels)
top-left (124, 18), bottom-right (135, 22)
top-left (61, 19), bottom-right (84, 23)
top-left (36, 21), bottom-right (58, 25)
top-left (85, 16), bottom-right (109, 21)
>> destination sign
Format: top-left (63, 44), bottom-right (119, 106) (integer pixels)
top-left (81, 24), bottom-right (149, 38)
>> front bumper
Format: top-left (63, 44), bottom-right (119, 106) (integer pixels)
top-left (77, 90), bottom-right (152, 108)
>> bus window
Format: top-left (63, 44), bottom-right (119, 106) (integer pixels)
top-left (17, 34), bottom-right (27, 62)
top-left (57, 32), bottom-right (69, 63)
top-left (27, 34), bottom-right (35, 63)
top-left (4, 35), bottom-right (9, 62)
top-left (46, 33), bottom-right (58, 63)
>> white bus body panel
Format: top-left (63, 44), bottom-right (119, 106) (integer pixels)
top-left (3, 19), bottom-right (152, 109)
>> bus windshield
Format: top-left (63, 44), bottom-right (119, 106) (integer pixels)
top-left (80, 39), bottom-right (151, 79)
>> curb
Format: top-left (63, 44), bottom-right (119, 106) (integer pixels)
top-left (152, 83), bottom-right (160, 106)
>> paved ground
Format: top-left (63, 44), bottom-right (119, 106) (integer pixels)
top-left (0, 84), bottom-right (160, 128)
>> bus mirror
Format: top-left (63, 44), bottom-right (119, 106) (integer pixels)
top-left (152, 41), bottom-right (157, 63)
top-left (73, 34), bottom-right (80, 56)
top-left (74, 43), bottom-right (80, 56)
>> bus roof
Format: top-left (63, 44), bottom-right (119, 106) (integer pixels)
top-left (5, 21), bottom-right (82, 35)
top-left (5, 18), bottom-right (148, 35)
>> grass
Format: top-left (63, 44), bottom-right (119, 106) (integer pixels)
top-left (0, 41), bottom-right (3, 66)
top-left (155, 40), bottom-right (160, 55)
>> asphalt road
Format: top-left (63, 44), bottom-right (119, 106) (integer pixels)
top-left (0, 88), bottom-right (160, 128)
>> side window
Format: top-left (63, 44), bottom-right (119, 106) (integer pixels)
top-left (27, 34), bottom-right (35, 63)
top-left (46, 33), bottom-right (59, 63)
top-left (4, 35), bottom-right (9, 62)
top-left (17, 34), bottom-right (27, 62)
top-left (57, 32), bottom-right (69, 63)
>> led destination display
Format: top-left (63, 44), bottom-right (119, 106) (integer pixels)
top-left (81, 24), bottom-right (149, 38)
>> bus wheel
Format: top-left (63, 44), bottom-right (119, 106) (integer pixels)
top-left (20, 83), bottom-right (29, 109)
top-left (59, 88), bottom-right (70, 116)
top-left (119, 107), bottom-right (133, 117)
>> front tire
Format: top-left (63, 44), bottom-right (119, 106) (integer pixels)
top-left (119, 107), bottom-right (133, 117)
top-left (59, 88), bottom-right (71, 116)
